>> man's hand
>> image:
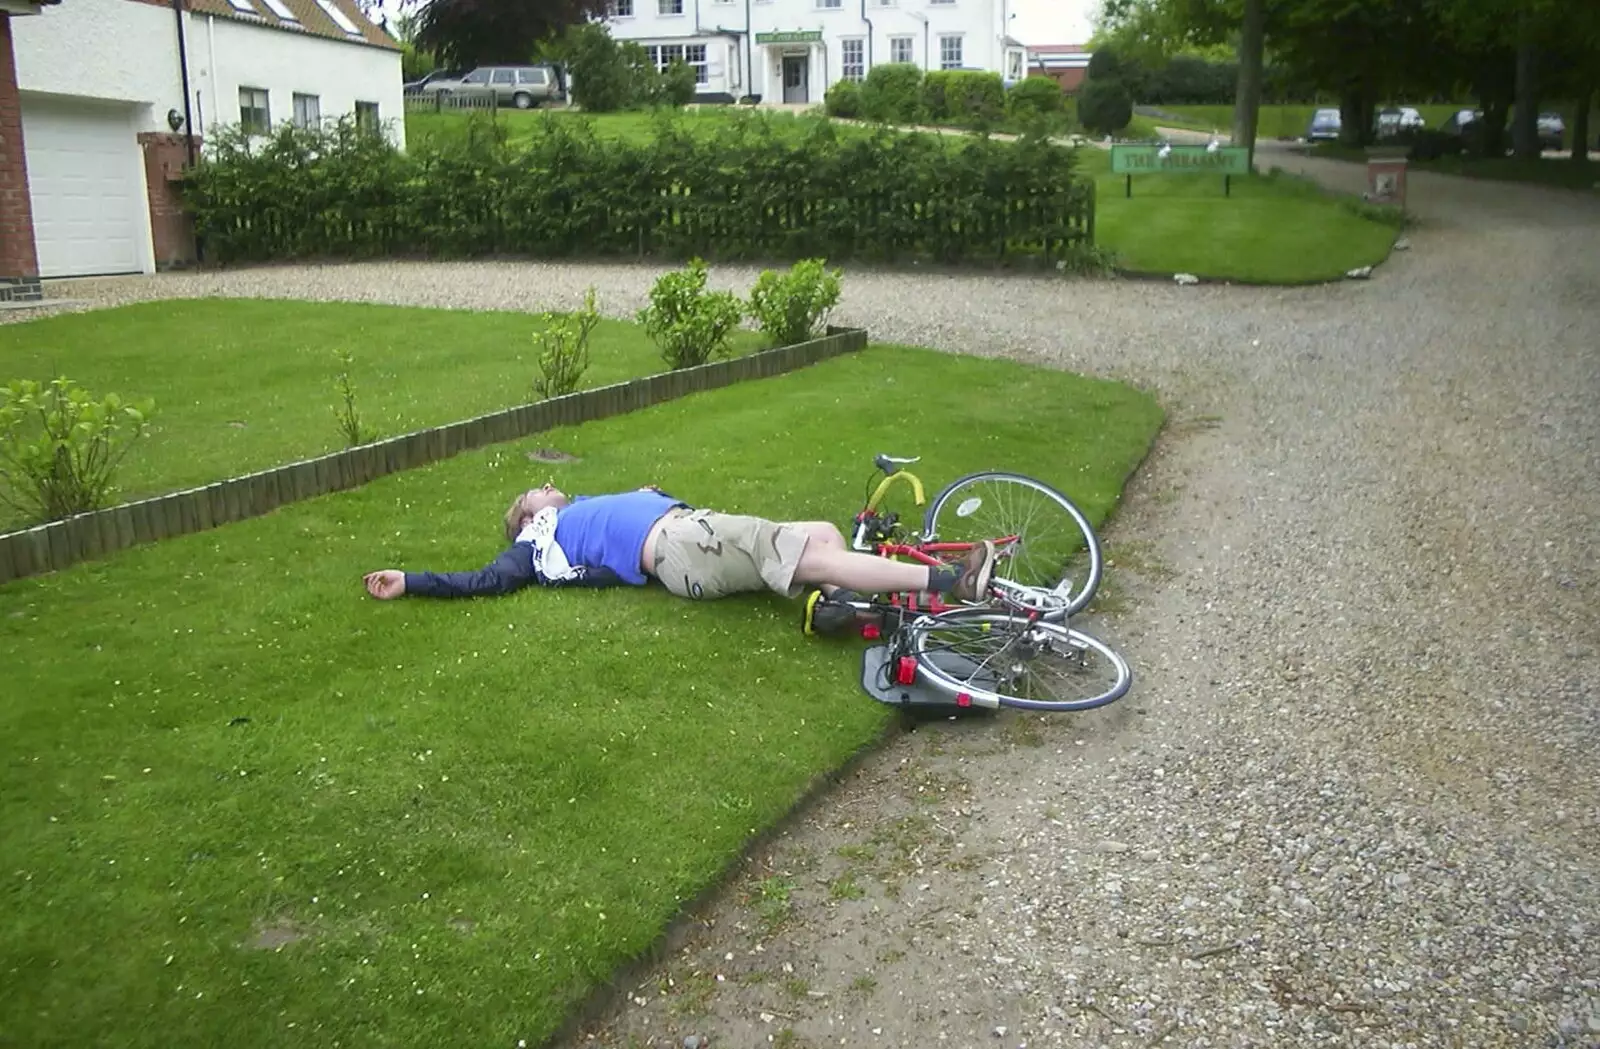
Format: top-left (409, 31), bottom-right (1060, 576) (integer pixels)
top-left (364, 570), bottom-right (407, 600)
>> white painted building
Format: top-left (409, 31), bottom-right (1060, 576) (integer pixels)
top-left (5, 0), bottom-right (403, 281)
top-left (603, 0), bottom-right (1030, 106)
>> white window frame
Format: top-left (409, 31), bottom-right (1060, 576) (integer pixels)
top-left (224, 0), bottom-right (258, 14)
top-left (889, 35), bottom-right (913, 64)
top-left (1007, 50), bottom-right (1023, 80)
top-left (354, 101), bottom-right (380, 132)
top-left (608, 0), bottom-right (633, 14)
top-left (939, 34), bottom-right (963, 69)
top-left (684, 42), bottom-right (709, 84)
top-left (259, 0), bottom-right (298, 19)
top-left (645, 42), bottom-right (707, 83)
top-left (817, 0), bottom-right (842, 8)
top-left (929, 0), bottom-right (954, 5)
top-left (292, 92), bottom-right (321, 128)
top-left (239, 87), bottom-right (270, 135)
top-left (840, 38), bottom-right (864, 81)
top-left (313, 0), bottom-right (362, 36)
top-left (658, 0), bottom-right (683, 14)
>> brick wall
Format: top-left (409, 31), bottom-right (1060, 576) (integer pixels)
top-left (138, 132), bottom-right (198, 269)
top-left (0, 14), bottom-right (41, 301)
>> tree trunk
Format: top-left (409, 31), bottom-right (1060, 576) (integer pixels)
top-left (1231, 0), bottom-right (1266, 167)
top-left (1338, 86), bottom-right (1370, 148)
top-left (1573, 88), bottom-right (1592, 163)
top-left (1511, 14), bottom-right (1540, 160)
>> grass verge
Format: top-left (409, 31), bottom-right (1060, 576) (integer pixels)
top-left (0, 343), bottom-right (1164, 1049)
top-left (0, 299), bottom-right (763, 531)
top-left (1076, 149), bottom-right (1400, 282)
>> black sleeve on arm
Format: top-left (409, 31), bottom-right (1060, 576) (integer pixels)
top-left (403, 545), bottom-right (539, 598)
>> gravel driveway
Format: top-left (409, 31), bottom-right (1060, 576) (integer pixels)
top-left (34, 161), bottom-right (1600, 1048)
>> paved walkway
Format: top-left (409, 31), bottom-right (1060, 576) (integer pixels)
top-left (33, 159), bottom-right (1600, 1049)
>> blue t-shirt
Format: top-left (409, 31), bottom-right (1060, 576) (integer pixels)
top-left (554, 490), bottom-right (683, 586)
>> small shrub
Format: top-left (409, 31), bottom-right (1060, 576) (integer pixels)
top-left (639, 259), bottom-right (745, 370)
top-left (1337, 197), bottom-right (1406, 228)
top-left (331, 348), bottom-right (378, 447)
top-left (860, 63), bottom-right (923, 124)
top-left (1054, 243), bottom-right (1120, 278)
top-left (532, 287), bottom-right (601, 399)
top-left (920, 71), bottom-right (952, 122)
top-left (747, 258), bottom-right (843, 347)
top-left (940, 70), bottom-right (1005, 124)
top-left (557, 23), bottom-right (658, 113)
top-left (824, 79), bottom-right (862, 119)
top-left (0, 377), bottom-right (156, 524)
top-left (656, 59), bottom-right (697, 107)
top-left (1077, 78), bottom-right (1133, 136)
top-left (1007, 76), bottom-right (1064, 121)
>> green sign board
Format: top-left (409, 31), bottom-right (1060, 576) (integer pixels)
top-left (754, 30), bottom-right (823, 44)
top-left (1111, 144), bottom-right (1250, 174)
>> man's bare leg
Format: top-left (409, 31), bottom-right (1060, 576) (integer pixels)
top-left (790, 521), bottom-right (992, 598)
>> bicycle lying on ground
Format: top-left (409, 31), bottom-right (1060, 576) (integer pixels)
top-left (802, 454), bottom-right (1132, 714)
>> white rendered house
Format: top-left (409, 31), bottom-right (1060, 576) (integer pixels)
top-left (603, 0), bottom-right (1029, 106)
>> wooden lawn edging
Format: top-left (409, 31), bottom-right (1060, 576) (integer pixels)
top-left (0, 327), bottom-right (869, 586)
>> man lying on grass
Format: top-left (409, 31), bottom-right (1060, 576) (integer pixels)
top-left (362, 483), bottom-right (994, 630)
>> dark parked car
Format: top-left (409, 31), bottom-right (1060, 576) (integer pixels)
top-left (1537, 112), bottom-right (1564, 151)
top-left (1305, 108), bottom-right (1341, 142)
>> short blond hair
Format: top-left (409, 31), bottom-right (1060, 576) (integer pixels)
top-left (504, 492), bottom-right (533, 545)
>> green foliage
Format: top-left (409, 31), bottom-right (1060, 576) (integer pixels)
top-left (1053, 242), bottom-right (1121, 277)
top-left (185, 111), bottom-right (1095, 268)
top-left (1087, 47), bottom-right (1124, 81)
top-left (557, 23), bottom-right (661, 113)
top-left (639, 259), bottom-right (745, 370)
top-left (923, 70), bottom-right (1005, 124)
top-left (747, 258), bottom-right (844, 347)
top-left (401, 42), bottom-right (437, 82)
top-left (0, 377), bottom-right (155, 524)
top-left (532, 287), bottom-right (601, 398)
top-left (1078, 78), bottom-right (1135, 135)
top-left (859, 63), bottom-right (924, 123)
top-left (1007, 76), bottom-right (1065, 120)
top-left (824, 78), bottom-right (862, 118)
top-left (330, 348), bottom-right (378, 448)
top-left (656, 59), bottom-right (698, 108)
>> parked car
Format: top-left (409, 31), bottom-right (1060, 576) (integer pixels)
top-left (1374, 106), bottom-right (1425, 137)
top-left (403, 69), bottom-right (465, 96)
top-left (1537, 112), bottom-right (1565, 151)
top-left (417, 65), bottom-right (562, 109)
top-left (1305, 108), bottom-right (1341, 142)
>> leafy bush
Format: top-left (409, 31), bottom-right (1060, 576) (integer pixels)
top-left (747, 258), bottom-right (843, 347)
top-left (1007, 76), bottom-right (1064, 120)
top-left (557, 23), bottom-right (661, 113)
top-left (656, 59), bottom-right (697, 107)
top-left (185, 112), bottom-right (1095, 267)
top-left (0, 377), bottom-right (156, 524)
top-left (331, 349), bottom-right (378, 447)
top-left (639, 259), bottom-right (745, 370)
top-left (824, 79), bottom-right (862, 119)
top-left (533, 287), bottom-right (601, 398)
top-left (859, 63), bottom-right (923, 124)
top-left (929, 71), bottom-right (1005, 124)
top-left (1077, 78), bottom-right (1134, 136)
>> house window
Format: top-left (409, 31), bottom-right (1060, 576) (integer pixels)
top-left (1007, 50), bottom-right (1023, 80)
top-left (817, 0), bottom-right (841, 7)
top-left (224, 0), bottom-right (259, 14)
top-left (939, 34), bottom-right (962, 69)
top-left (259, 0), bottom-right (297, 19)
top-left (684, 43), bottom-right (708, 83)
top-left (355, 101), bottom-right (380, 132)
top-left (658, 0), bottom-right (682, 14)
top-left (645, 43), bottom-right (708, 83)
top-left (238, 87), bottom-right (270, 134)
top-left (313, 0), bottom-right (363, 36)
top-left (841, 38), bottom-right (864, 81)
top-left (292, 93), bottom-right (321, 128)
top-left (607, 0), bottom-right (633, 14)
top-left (929, 0), bottom-right (953, 4)
top-left (889, 35), bottom-right (913, 64)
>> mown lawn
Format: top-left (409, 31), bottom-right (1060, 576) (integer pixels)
top-left (1077, 148), bottom-right (1401, 282)
top-left (0, 300), bottom-right (763, 530)
top-left (0, 343), bottom-right (1164, 1049)
top-left (405, 104), bottom-right (861, 149)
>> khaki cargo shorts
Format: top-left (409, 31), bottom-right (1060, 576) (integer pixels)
top-left (652, 509), bottom-right (810, 600)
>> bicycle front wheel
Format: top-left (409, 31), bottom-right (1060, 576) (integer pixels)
top-left (923, 471), bottom-right (1103, 618)
top-left (905, 610), bottom-right (1131, 712)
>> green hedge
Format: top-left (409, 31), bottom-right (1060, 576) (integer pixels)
top-left (184, 113), bottom-right (1094, 266)
top-left (923, 70), bottom-right (1005, 123)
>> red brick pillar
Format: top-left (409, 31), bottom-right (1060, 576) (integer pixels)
top-left (138, 132), bottom-right (199, 269)
top-left (0, 14), bottom-right (41, 301)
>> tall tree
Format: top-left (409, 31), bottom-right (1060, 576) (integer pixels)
top-left (412, 0), bottom-right (611, 67)
top-left (1231, 0), bottom-right (1265, 163)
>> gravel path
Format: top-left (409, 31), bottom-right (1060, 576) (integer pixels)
top-left (29, 166), bottom-right (1600, 1048)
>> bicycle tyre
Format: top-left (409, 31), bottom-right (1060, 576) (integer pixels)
top-left (923, 471), bottom-right (1103, 619)
top-left (904, 610), bottom-right (1131, 712)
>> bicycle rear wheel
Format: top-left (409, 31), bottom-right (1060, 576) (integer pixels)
top-left (904, 610), bottom-right (1131, 712)
top-left (923, 471), bottom-right (1103, 618)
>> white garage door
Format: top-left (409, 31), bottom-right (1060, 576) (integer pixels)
top-left (20, 96), bottom-right (146, 278)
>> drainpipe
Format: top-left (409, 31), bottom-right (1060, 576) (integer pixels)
top-left (744, 0), bottom-right (754, 101)
top-left (171, 0), bottom-right (196, 165)
top-left (206, 15), bottom-right (218, 139)
top-left (859, 0), bottom-right (873, 70)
